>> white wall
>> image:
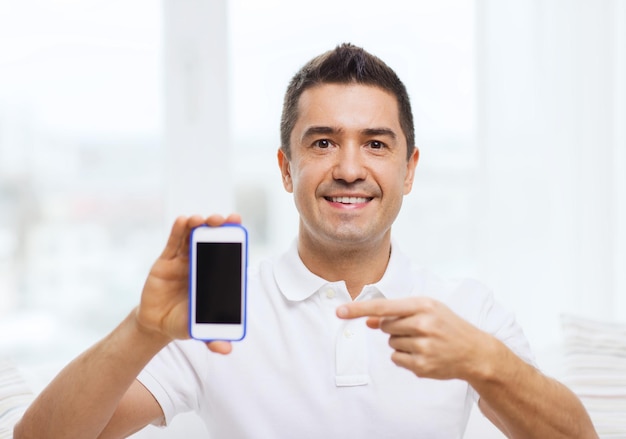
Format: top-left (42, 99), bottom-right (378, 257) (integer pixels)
top-left (475, 0), bottom-right (626, 350)
top-left (163, 0), bottom-right (233, 220)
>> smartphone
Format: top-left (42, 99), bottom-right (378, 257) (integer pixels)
top-left (189, 224), bottom-right (248, 341)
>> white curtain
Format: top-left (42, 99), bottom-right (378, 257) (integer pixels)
top-left (475, 0), bottom-right (626, 349)
top-left (163, 0), bottom-right (233, 221)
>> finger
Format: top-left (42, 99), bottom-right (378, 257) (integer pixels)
top-left (177, 215), bottom-right (207, 257)
top-left (366, 316), bottom-right (383, 329)
top-left (160, 216), bottom-right (203, 260)
top-left (206, 341), bottom-right (233, 355)
top-left (225, 213), bottom-right (242, 224)
top-left (203, 213), bottom-right (242, 228)
top-left (379, 315), bottom-right (427, 336)
top-left (205, 214), bottom-right (227, 227)
top-left (337, 298), bottom-right (422, 320)
top-left (368, 315), bottom-right (420, 336)
top-left (390, 350), bottom-right (424, 374)
top-left (388, 335), bottom-right (419, 353)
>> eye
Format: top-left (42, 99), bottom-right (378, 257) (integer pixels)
top-left (313, 139), bottom-right (332, 149)
top-left (368, 140), bottom-right (385, 149)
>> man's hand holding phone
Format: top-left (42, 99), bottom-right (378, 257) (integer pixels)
top-left (136, 214), bottom-right (242, 354)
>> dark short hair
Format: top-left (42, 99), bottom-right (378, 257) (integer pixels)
top-left (280, 43), bottom-right (415, 160)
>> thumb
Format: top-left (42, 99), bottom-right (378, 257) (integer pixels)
top-left (206, 341), bottom-right (233, 355)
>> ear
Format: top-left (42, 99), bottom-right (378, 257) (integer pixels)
top-left (403, 147), bottom-right (419, 195)
top-left (277, 148), bottom-right (293, 193)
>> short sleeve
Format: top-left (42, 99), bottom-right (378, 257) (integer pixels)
top-left (431, 277), bottom-right (536, 404)
top-left (137, 339), bottom-right (210, 426)
top-left (465, 282), bottom-right (536, 403)
top-left (477, 290), bottom-right (536, 367)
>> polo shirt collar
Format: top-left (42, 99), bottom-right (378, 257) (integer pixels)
top-left (274, 239), bottom-right (414, 302)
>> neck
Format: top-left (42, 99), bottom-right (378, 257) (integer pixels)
top-left (297, 233), bottom-right (392, 300)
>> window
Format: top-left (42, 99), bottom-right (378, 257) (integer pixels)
top-left (0, 0), bottom-right (163, 378)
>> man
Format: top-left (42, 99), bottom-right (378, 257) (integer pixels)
top-left (15, 43), bottom-right (597, 438)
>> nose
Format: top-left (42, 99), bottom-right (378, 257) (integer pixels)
top-left (332, 144), bottom-right (367, 183)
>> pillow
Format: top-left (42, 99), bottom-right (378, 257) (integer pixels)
top-left (0, 359), bottom-right (33, 438)
top-left (560, 314), bottom-right (626, 437)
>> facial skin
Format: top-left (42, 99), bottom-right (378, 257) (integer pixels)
top-left (278, 83), bottom-right (419, 259)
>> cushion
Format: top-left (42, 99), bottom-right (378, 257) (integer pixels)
top-left (560, 314), bottom-right (626, 437)
top-left (0, 359), bottom-right (33, 438)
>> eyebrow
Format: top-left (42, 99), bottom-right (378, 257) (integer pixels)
top-left (301, 126), bottom-right (339, 140)
top-left (301, 126), bottom-right (398, 141)
top-left (361, 128), bottom-right (397, 139)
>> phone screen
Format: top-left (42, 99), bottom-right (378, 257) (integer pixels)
top-left (195, 242), bottom-right (242, 324)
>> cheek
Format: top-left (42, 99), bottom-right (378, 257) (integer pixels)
top-left (291, 163), bottom-right (322, 193)
top-left (292, 179), bottom-right (315, 207)
top-left (379, 165), bottom-right (409, 193)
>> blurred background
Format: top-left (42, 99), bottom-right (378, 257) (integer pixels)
top-left (0, 0), bottom-right (624, 395)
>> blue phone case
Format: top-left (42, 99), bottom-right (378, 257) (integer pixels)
top-left (188, 223), bottom-right (248, 341)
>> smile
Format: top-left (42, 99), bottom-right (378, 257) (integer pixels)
top-left (326, 196), bottom-right (372, 204)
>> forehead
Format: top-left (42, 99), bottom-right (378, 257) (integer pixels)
top-left (292, 83), bottom-right (402, 138)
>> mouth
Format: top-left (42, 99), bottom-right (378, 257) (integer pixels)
top-left (325, 196), bottom-right (373, 205)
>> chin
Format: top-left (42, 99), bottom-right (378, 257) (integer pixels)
top-left (324, 229), bottom-right (380, 246)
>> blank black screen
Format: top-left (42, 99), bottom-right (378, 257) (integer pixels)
top-left (195, 242), bottom-right (242, 324)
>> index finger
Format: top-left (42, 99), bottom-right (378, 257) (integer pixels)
top-left (204, 213), bottom-right (242, 227)
top-left (160, 215), bottom-right (205, 259)
top-left (337, 297), bottom-right (424, 320)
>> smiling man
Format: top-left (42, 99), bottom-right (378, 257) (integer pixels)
top-left (15, 43), bottom-right (597, 439)
top-left (279, 83), bottom-right (418, 297)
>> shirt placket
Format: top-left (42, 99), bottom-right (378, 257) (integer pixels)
top-left (320, 284), bottom-right (381, 387)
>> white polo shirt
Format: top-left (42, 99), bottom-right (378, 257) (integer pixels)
top-left (137, 241), bottom-right (534, 438)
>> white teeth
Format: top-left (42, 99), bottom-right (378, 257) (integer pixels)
top-left (330, 196), bottom-right (369, 204)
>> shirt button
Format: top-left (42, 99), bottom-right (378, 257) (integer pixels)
top-left (343, 329), bottom-right (354, 339)
top-left (325, 289), bottom-right (335, 299)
